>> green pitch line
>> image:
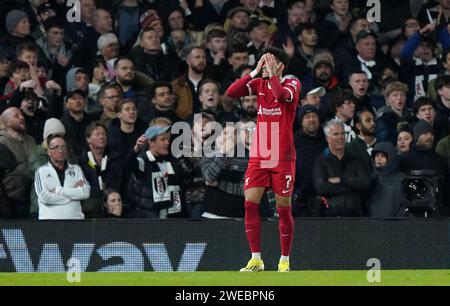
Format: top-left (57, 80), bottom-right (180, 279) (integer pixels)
top-left (1, 270), bottom-right (450, 286)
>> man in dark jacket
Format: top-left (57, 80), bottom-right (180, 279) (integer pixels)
top-left (293, 105), bottom-right (327, 217)
top-left (398, 120), bottom-right (449, 216)
top-left (313, 119), bottom-right (371, 217)
top-left (78, 121), bottom-right (122, 218)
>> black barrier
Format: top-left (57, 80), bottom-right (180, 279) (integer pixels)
top-left (0, 218), bottom-right (449, 272)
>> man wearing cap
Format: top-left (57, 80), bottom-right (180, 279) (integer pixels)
top-left (293, 104), bottom-right (326, 217)
top-left (301, 51), bottom-right (340, 117)
top-left (126, 124), bottom-right (184, 218)
top-left (300, 86), bottom-right (329, 122)
top-left (246, 17), bottom-right (272, 66)
top-left (227, 6), bottom-right (251, 49)
top-left (60, 89), bottom-right (97, 156)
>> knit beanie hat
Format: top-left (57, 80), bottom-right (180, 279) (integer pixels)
top-left (298, 105), bottom-right (320, 123)
top-left (413, 120), bottom-right (433, 143)
top-left (6, 10), bottom-right (28, 34)
top-left (43, 118), bottom-right (66, 140)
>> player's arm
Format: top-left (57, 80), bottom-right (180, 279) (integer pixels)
top-left (226, 55), bottom-right (266, 99)
top-left (266, 53), bottom-right (301, 102)
top-left (269, 76), bottom-right (300, 103)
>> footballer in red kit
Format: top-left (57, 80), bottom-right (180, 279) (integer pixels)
top-left (226, 47), bottom-right (301, 273)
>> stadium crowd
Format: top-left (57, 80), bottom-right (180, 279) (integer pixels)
top-left (0, 0), bottom-right (449, 220)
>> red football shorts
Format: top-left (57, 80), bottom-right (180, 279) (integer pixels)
top-left (244, 159), bottom-right (296, 197)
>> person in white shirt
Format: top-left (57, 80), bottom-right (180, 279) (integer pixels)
top-left (35, 134), bottom-right (90, 219)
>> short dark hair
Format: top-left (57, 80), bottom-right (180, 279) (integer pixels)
top-left (9, 60), bottom-right (29, 76)
top-left (413, 97), bottom-right (436, 114)
top-left (85, 121), bottom-right (108, 139)
top-left (114, 56), bottom-right (134, 69)
top-left (295, 22), bottom-right (316, 37)
top-left (226, 45), bottom-right (249, 59)
top-left (259, 47), bottom-right (289, 67)
top-left (150, 81), bottom-right (172, 99)
top-left (331, 89), bottom-right (357, 112)
top-left (97, 82), bottom-right (123, 101)
top-left (43, 16), bottom-right (65, 32)
top-left (103, 188), bottom-right (120, 204)
top-left (348, 69), bottom-right (367, 83)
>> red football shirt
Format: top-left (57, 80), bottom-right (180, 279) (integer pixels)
top-left (227, 74), bottom-right (301, 163)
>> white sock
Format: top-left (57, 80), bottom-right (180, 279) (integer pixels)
top-left (280, 256), bottom-right (289, 262)
top-left (252, 253), bottom-right (261, 260)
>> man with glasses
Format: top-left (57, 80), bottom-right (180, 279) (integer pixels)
top-left (35, 134), bottom-right (90, 219)
top-left (98, 83), bottom-right (123, 127)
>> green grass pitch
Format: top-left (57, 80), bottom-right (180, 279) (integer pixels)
top-left (1, 270), bottom-right (450, 286)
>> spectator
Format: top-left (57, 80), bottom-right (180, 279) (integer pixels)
top-left (107, 99), bottom-right (146, 161)
top-left (8, 82), bottom-right (64, 144)
top-left (396, 126), bottom-right (414, 154)
top-left (433, 74), bottom-right (450, 123)
top-left (400, 22), bottom-right (450, 101)
top-left (167, 28), bottom-right (191, 62)
top-left (92, 33), bottom-right (120, 82)
top-left (1, 10), bottom-right (36, 59)
top-left (293, 105), bottom-right (327, 217)
top-left (204, 29), bottom-right (228, 81)
top-left (274, 2), bottom-right (309, 51)
top-left (140, 81), bottom-right (181, 125)
top-left (246, 17), bottom-right (272, 66)
top-left (193, 79), bottom-right (238, 125)
top-left (348, 70), bottom-right (376, 115)
top-left (398, 120), bottom-right (449, 216)
top-left (301, 51), bottom-right (340, 116)
top-left (88, 59), bottom-right (108, 103)
top-left (239, 94), bottom-right (257, 122)
top-left (428, 49), bottom-right (450, 101)
top-left (226, 6), bottom-right (251, 49)
top-left (366, 142), bottom-right (404, 218)
top-left (65, 0), bottom-right (97, 45)
top-left (36, 17), bottom-right (72, 83)
top-left (177, 113), bottom-right (215, 219)
top-left (330, 89), bottom-right (357, 143)
top-left (127, 125), bottom-right (185, 218)
top-left (284, 23), bottom-right (318, 80)
top-left (60, 89), bottom-right (97, 156)
top-left (31, 2), bottom-right (57, 41)
top-left (412, 97), bottom-right (449, 144)
top-left (103, 188), bottom-right (123, 218)
top-left (16, 43), bottom-right (45, 97)
top-left (114, 0), bottom-right (147, 50)
top-left (0, 107), bottom-right (37, 219)
top-left (35, 134), bottom-right (90, 220)
top-left (0, 142), bottom-right (17, 219)
top-left (113, 57), bottom-right (152, 116)
top-left (78, 121), bottom-right (122, 218)
top-left (220, 46), bottom-right (250, 93)
top-left (313, 119), bottom-right (370, 217)
top-left (28, 118), bottom-right (78, 219)
top-left (132, 28), bottom-right (180, 82)
top-left (71, 9), bottom-right (114, 68)
top-left (346, 109), bottom-right (378, 173)
top-left (172, 46), bottom-right (207, 120)
top-left (376, 81), bottom-right (415, 144)
top-left (97, 83), bottom-right (123, 128)
top-left (3, 60), bottom-right (30, 101)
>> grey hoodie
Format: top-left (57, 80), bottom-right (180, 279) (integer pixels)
top-left (66, 67), bottom-right (82, 92)
top-left (367, 142), bottom-right (404, 218)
